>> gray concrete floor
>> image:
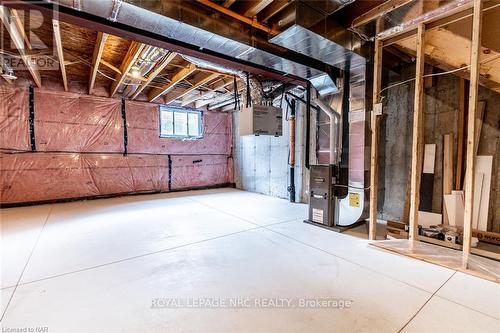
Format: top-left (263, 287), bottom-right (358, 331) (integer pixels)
top-left (1, 188), bottom-right (498, 332)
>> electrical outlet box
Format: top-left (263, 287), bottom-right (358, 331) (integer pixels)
top-left (374, 102), bottom-right (383, 116)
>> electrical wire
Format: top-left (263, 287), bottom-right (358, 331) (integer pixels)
top-left (378, 54), bottom-right (500, 99)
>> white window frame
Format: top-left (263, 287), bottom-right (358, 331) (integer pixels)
top-left (159, 106), bottom-right (203, 139)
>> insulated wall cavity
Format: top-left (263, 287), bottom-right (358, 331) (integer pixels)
top-left (126, 100), bottom-right (231, 155)
top-left (0, 153), bottom-right (169, 203)
top-left (0, 86), bottom-right (30, 151)
top-left (0, 85), bottom-right (233, 205)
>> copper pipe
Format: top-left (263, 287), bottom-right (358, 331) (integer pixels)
top-left (195, 0), bottom-right (277, 35)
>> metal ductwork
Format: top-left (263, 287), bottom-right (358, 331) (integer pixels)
top-left (271, 1), bottom-right (370, 226)
top-left (122, 46), bottom-right (170, 97)
top-left (51, 0), bottom-right (338, 94)
top-left (180, 55), bottom-right (265, 108)
top-left (269, 1), bottom-right (366, 72)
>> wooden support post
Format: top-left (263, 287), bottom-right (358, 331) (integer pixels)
top-left (455, 78), bottom-right (467, 190)
top-left (408, 23), bottom-right (426, 240)
top-left (369, 34), bottom-right (383, 240)
top-left (463, 0), bottom-right (483, 261)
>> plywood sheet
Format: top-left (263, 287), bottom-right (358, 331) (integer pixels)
top-left (476, 156), bottom-right (493, 231)
top-left (444, 193), bottom-right (464, 227)
top-left (418, 211), bottom-right (442, 227)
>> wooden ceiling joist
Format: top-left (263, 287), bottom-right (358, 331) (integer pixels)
top-left (196, 0), bottom-right (275, 34)
top-left (100, 59), bottom-right (121, 75)
top-left (258, 0), bottom-right (291, 22)
top-left (222, 0), bottom-right (236, 8)
top-left (52, 20), bottom-right (68, 91)
top-left (396, 28), bottom-right (500, 93)
top-left (110, 41), bottom-right (146, 97)
top-left (10, 9), bottom-right (31, 50)
top-left (164, 72), bottom-right (219, 105)
top-left (0, 5), bottom-right (41, 87)
top-left (188, 78), bottom-right (235, 108)
top-left (89, 31), bottom-right (108, 94)
top-left (131, 51), bottom-right (177, 100)
top-left (380, 0), bottom-right (499, 46)
top-left (148, 63), bottom-right (197, 102)
top-left (244, 0), bottom-right (274, 17)
top-left (352, 0), bottom-right (414, 28)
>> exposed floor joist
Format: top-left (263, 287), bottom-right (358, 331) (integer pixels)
top-left (164, 72), bottom-right (220, 105)
top-left (351, 0), bottom-right (414, 28)
top-left (194, 78), bottom-right (236, 108)
top-left (258, 0), bottom-right (291, 22)
top-left (0, 5), bottom-right (42, 87)
top-left (397, 28), bottom-right (500, 93)
top-left (110, 41), bottom-right (146, 97)
top-left (148, 63), bottom-right (197, 102)
top-left (131, 51), bottom-right (178, 100)
top-left (10, 9), bottom-right (32, 50)
top-left (222, 0), bottom-right (236, 8)
top-left (243, 0), bottom-right (273, 17)
top-left (52, 20), bottom-right (68, 91)
top-left (181, 77), bottom-right (234, 107)
top-left (89, 31), bottom-right (108, 94)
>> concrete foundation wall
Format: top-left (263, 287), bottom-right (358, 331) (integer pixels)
top-left (379, 65), bottom-right (500, 232)
top-left (232, 104), bottom-right (305, 202)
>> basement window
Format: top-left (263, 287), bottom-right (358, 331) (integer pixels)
top-left (159, 106), bottom-right (203, 139)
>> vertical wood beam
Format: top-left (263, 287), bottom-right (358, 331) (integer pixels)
top-left (408, 23), bottom-right (426, 240)
top-left (368, 35), bottom-right (383, 240)
top-left (89, 31), bottom-right (108, 94)
top-left (52, 20), bottom-right (68, 91)
top-left (463, 0), bottom-right (483, 260)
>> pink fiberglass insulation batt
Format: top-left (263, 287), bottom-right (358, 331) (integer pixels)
top-left (170, 155), bottom-right (232, 190)
top-left (0, 153), bottom-right (169, 203)
top-left (126, 100), bottom-right (231, 155)
top-left (0, 86), bottom-right (30, 151)
top-left (34, 90), bottom-right (124, 153)
top-left (0, 85), bottom-right (233, 204)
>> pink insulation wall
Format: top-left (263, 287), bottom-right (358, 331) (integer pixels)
top-left (0, 85), bottom-right (233, 205)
